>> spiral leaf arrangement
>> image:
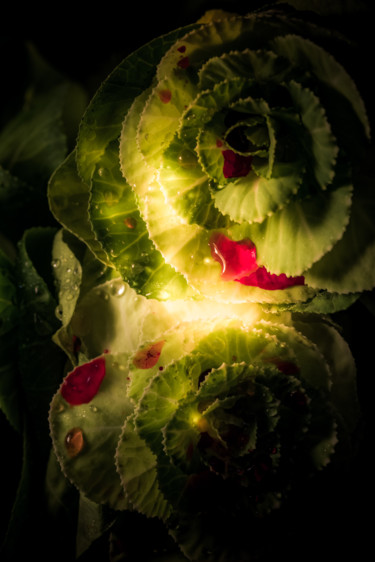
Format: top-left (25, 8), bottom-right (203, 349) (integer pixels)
top-left (49, 9), bottom-right (374, 311)
top-left (49, 270), bottom-right (359, 560)
top-left (44, 6), bottom-right (371, 562)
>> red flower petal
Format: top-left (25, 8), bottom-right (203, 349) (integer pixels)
top-left (238, 268), bottom-right (305, 290)
top-left (209, 234), bottom-right (305, 290)
top-left (133, 340), bottom-right (165, 369)
top-left (209, 233), bottom-right (257, 281)
top-left (61, 357), bottom-right (106, 405)
top-left (222, 150), bottom-right (252, 178)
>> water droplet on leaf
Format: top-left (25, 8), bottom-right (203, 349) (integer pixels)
top-left (65, 427), bottom-right (84, 457)
top-left (98, 167), bottom-right (109, 178)
top-left (110, 280), bottom-right (126, 297)
top-left (178, 149), bottom-right (197, 168)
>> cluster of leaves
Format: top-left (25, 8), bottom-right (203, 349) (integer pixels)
top-left (0, 42), bottom-right (87, 560)
top-left (47, 240), bottom-right (360, 560)
top-left (0, 2), bottom-right (373, 561)
top-left (48, 5), bottom-right (375, 311)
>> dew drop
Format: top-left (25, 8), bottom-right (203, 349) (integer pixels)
top-left (65, 427), bottom-right (84, 458)
top-left (110, 280), bottom-right (126, 297)
top-left (178, 149), bottom-right (197, 168)
top-left (90, 405), bottom-right (98, 413)
top-left (158, 290), bottom-right (169, 300)
top-left (52, 259), bottom-right (61, 269)
top-left (56, 402), bottom-right (65, 413)
top-left (98, 167), bottom-right (109, 178)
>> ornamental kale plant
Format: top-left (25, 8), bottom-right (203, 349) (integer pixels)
top-left (48, 254), bottom-right (360, 561)
top-left (48, 7), bottom-right (375, 310)
top-left (0, 3), bottom-right (373, 562)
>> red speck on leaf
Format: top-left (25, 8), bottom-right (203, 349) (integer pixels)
top-left (177, 56), bottom-right (190, 69)
top-left (177, 45), bottom-right (186, 53)
top-left (216, 139), bottom-right (223, 147)
top-left (124, 217), bottom-right (137, 229)
top-left (60, 357), bottom-right (106, 405)
top-left (72, 335), bottom-right (81, 353)
top-left (209, 233), bottom-right (305, 290)
top-left (222, 149), bottom-right (252, 178)
top-left (209, 233), bottom-right (257, 281)
top-left (158, 89), bottom-right (172, 103)
top-left (132, 340), bottom-right (165, 369)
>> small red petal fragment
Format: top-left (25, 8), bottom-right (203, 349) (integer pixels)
top-left (222, 149), bottom-right (252, 178)
top-left (60, 357), bottom-right (106, 405)
top-left (238, 267), bottom-right (305, 290)
top-left (177, 45), bottom-right (186, 53)
top-left (158, 89), bottom-right (172, 104)
top-left (177, 56), bottom-right (190, 69)
top-left (209, 233), bottom-right (257, 281)
top-left (124, 217), bottom-right (137, 229)
top-left (133, 340), bottom-right (165, 369)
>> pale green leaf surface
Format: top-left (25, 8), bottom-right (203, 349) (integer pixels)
top-left (235, 183), bottom-right (353, 276)
top-left (116, 415), bottom-right (172, 520)
top-left (305, 173), bottom-right (375, 292)
top-left (198, 48), bottom-right (290, 90)
top-left (48, 151), bottom-right (109, 264)
top-left (52, 229), bottom-right (82, 327)
top-left (77, 24), bottom-right (199, 183)
top-left (272, 34), bottom-right (370, 139)
top-left (287, 80), bottom-right (338, 189)
top-left (90, 141), bottom-right (193, 300)
top-left (0, 84), bottom-right (67, 185)
top-left (49, 353), bottom-right (134, 510)
top-left (213, 161), bottom-right (304, 224)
